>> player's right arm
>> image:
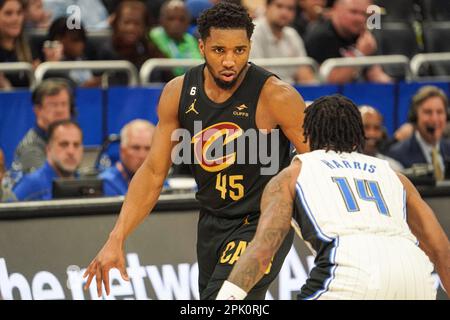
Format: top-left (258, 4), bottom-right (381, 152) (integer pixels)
top-left (216, 159), bottom-right (301, 299)
top-left (83, 76), bottom-right (183, 297)
top-left (397, 173), bottom-right (450, 297)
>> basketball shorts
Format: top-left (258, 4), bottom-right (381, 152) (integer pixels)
top-left (197, 209), bottom-right (294, 300)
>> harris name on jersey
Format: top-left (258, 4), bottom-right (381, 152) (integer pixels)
top-left (320, 157), bottom-right (377, 173)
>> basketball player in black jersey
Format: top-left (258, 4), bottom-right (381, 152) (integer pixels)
top-left (83, 2), bottom-right (308, 299)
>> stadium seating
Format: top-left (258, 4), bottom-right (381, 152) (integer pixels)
top-left (372, 22), bottom-right (421, 79)
top-left (421, 21), bottom-right (450, 76)
top-left (423, 22), bottom-right (450, 53)
top-left (419, 0), bottom-right (450, 22)
top-left (374, 23), bottom-right (420, 58)
top-left (373, 0), bottom-right (418, 22)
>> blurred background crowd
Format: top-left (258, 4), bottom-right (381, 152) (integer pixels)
top-left (2, 0), bottom-right (450, 87)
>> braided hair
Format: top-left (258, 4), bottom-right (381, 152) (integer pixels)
top-left (303, 95), bottom-right (365, 153)
top-left (197, 2), bottom-right (254, 40)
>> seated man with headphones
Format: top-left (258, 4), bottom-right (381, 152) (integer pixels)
top-left (388, 86), bottom-right (450, 181)
top-left (12, 78), bottom-right (76, 176)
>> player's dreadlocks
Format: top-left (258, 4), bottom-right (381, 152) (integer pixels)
top-left (303, 94), bottom-right (365, 153)
top-left (197, 2), bottom-right (255, 40)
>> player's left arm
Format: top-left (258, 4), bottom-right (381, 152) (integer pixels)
top-left (397, 173), bottom-right (450, 297)
top-left (216, 160), bottom-right (301, 299)
top-left (261, 77), bottom-right (309, 154)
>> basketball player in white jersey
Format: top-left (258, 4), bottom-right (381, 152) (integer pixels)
top-left (217, 95), bottom-right (450, 300)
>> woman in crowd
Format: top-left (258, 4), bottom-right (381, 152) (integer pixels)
top-left (0, 0), bottom-right (34, 89)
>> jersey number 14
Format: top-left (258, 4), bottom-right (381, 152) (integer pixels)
top-left (332, 177), bottom-right (390, 216)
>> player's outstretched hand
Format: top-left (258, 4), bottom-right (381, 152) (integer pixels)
top-left (82, 238), bottom-right (129, 297)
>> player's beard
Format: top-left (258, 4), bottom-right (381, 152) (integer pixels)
top-left (204, 57), bottom-right (247, 90)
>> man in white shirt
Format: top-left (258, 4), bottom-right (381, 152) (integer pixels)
top-left (250, 0), bottom-right (316, 84)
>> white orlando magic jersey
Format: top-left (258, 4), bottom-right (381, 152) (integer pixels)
top-left (293, 150), bottom-right (436, 300)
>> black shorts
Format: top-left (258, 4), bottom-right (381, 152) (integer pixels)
top-left (197, 210), bottom-right (294, 300)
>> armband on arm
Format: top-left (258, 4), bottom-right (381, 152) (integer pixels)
top-left (216, 280), bottom-right (248, 300)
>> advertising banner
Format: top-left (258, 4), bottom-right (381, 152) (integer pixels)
top-left (0, 197), bottom-right (447, 300)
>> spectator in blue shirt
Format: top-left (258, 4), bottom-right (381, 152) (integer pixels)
top-left (100, 119), bottom-right (156, 196)
top-left (12, 78), bottom-right (75, 176)
top-left (13, 119), bottom-right (84, 201)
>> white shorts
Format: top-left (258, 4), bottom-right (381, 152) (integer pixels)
top-left (309, 235), bottom-right (436, 300)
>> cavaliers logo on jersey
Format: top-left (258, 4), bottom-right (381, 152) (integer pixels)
top-left (191, 122), bottom-right (243, 172)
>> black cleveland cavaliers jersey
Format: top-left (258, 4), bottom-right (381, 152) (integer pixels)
top-left (178, 63), bottom-right (291, 219)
